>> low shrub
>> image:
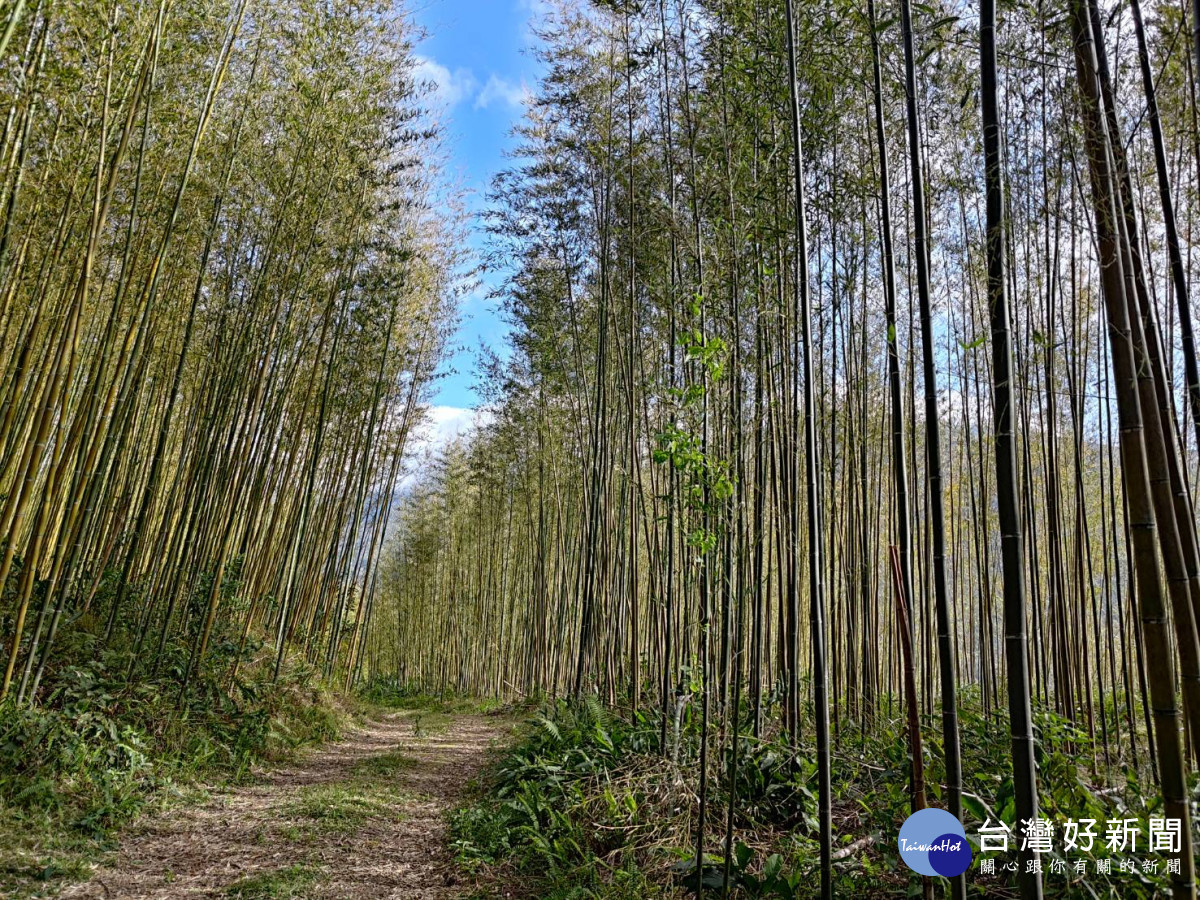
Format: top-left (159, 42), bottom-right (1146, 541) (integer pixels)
top-left (449, 688), bottom-right (1191, 899)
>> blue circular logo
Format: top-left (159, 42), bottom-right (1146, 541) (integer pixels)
top-left (898, 808), bottom-right (972, 877)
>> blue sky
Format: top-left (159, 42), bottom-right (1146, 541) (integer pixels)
top-left (410, 0), bottom-right (546, 422)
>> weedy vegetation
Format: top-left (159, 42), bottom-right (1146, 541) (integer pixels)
top-left (449, 694), bottom-right (1194, 899)
top-left (0, 625), bottom-right (354, 898)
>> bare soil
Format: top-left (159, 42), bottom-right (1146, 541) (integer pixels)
top-left (61, 711), bottom-right (511, 899)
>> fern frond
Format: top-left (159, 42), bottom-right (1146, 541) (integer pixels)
top-left (536, 714), bottom-right (561, 743)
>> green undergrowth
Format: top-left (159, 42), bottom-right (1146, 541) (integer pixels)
top-left (450, 694), bottom-right (667, 899)
top-left (448, 688), bottom-right (1192, 898)
top-left (224, 863), bottom-right (324, 898)
top-left (358, 677), bottom-right (520, 737)
top-left (0, 628), bottom-right (359, 899)
top-left (359, 677), bottom-right (512, 716)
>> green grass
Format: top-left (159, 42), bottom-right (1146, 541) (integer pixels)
top-left (0, 772), bottom-right (211, 898)
top-left (350, 749), bottom-right (417, 778)
top-left (405, 710), bottom-right (456, 735)
top-left (282, 783), bottom-right (399, 834)
top-left (224, 864), bottom-right (321, 898)
top-left (0, 847), bottom-right (94, 898)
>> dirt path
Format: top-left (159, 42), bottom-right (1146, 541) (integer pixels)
top-left (62, 711), bottom-right (510, 899)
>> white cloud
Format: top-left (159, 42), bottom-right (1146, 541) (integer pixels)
top-left (475, 74), bottom-right (530, 110)
top-left (517, 0), bottom-right (555, 31)
top-left (413, 55), bottom-right (478, 109)
top-left (395, 405), bottom-right (496, 493)
top-left (516, 0), bottom-right (552, 22)
top-left (407, 404), bottom-right (494, 462)
top-left (420, 405), bottom-right (481, 448)
top-left (411, 55), bottom-right (529, 115)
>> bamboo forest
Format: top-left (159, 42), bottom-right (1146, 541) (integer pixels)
top-left (3, 0), bottom-right (1200, 896)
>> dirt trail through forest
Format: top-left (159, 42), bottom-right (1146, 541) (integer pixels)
top-left (63, 711), bottom-right (509, 899)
